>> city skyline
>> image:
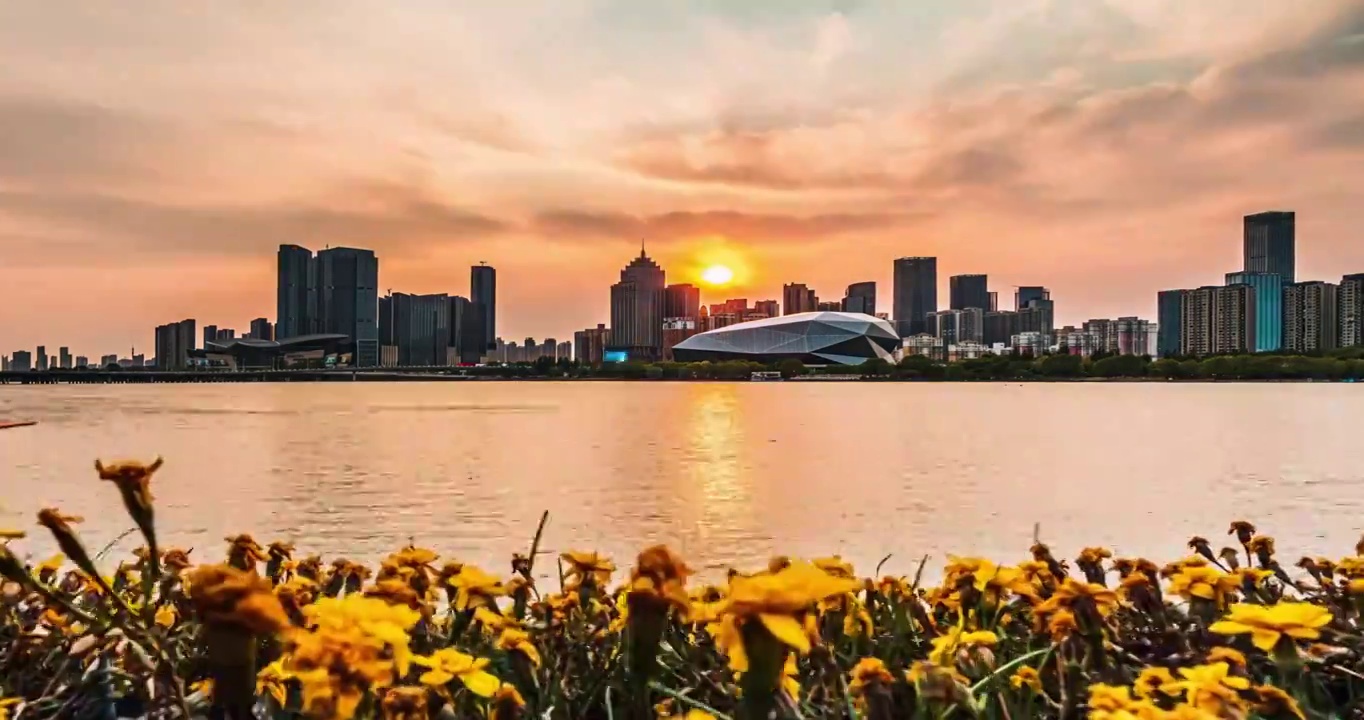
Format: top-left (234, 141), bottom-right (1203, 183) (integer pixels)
top-left (2, 1), bottom-right (1364, 352)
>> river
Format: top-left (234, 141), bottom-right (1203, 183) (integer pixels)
top-left (2, 382), bottom-right (1361, 579)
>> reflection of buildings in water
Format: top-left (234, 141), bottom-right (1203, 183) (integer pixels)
top-left (683, 384), bottom-right (764, 565)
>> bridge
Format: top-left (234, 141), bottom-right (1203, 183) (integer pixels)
top-left (0, 367), bottom-right (480, 384)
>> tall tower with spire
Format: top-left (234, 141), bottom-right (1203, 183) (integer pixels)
top-left (609, 242), bottom-right (666, 360)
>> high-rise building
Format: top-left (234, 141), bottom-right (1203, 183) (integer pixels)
top-left (11, 351), bottom-right (32, 371)
top-left (317, 247), bottom-right (379, 366)
top-left (1181, 285), bottom-right (1256, 356)
top-left (1243, 211), bottom-right (1295, 284)
top-left (983, 311), bottom-right (1017, 346)
top-left (0, 356), bottom-right (7, 371)
top-left (1341, 273), bottom-right (1364, 348)
top-left (1114, 317), bottom-right (1153, 356)
top-left (841, 282), bottom-right (876, 315)
top-left (893, 257), bottom-right (937, 337)
top-left (249, 318), bottom-right (274, 341)
top-left (1283, 281), bottom-right (1339, 352)
top-left (154, 319), bottom-right (197, 369)
top-left (445, 296), bottom-right (486, 364)
top-left (1156, 290), bottom-right (1185, 357)
top-left (1082, 319), bottom-right (1119, 354)
top-left (1017, 295), bottom-right (1055, 341)
top-left (58, 347), bottom-right (72, 369)
top-left (203, 325), bottom-right (218, 348)
top-left (817, 301), bottom-right (842, 312)
top-left (928, 308), bottom-right (983, 345)
top-left (574, 324), bottom-right (611, 365)
top-left (1225, 271), bottom-right (1282, 352)
top-left (276, 244), bottom-right (316, 340)
top-left (949, 274), bottom-right (990, 312)
top-left (216, 328), bottom-right (236, 341)
top-left (471, 263), bottom-right (496, 351)
top-left (782, 283), bottom-right (818, 315)
top-left (100, 354), bottom-right (118, 368)
top-left (36, 346), bottom-right (48, 371)
top-left (556, 341), bottom-right (572, 361)
top-left (664, 283), bottom-right (701, 321)
top-left (608, 247), bottom-right (666, 360)
top-left (380, 292), bottom-right (451, 366)
top-left (752, 300), bottom-right (780, 318)
top-left (75, 356), bottom-right (88, 368)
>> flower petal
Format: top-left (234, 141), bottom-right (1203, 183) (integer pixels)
top-left (759, 613), bottom-right (812, 653)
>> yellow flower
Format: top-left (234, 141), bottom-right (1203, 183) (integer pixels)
top-left (842, 599), bottom-right (874, 639)
top-left (447, 565), bottom-right (506, 611)
top-left (847, 657), bottom-right (894, 697)
top-left (560, 550), bottom-right (616, 587)
top-left (496, 627), bottom-right (542, 668)
top-left (0, 698), bottom-right (20, 720)
top-left (187, 564), bottom-right (291, 635)
top-left (1205, 647), bottom-right (1247, 670)
top-left (474, 606), bottom-right (518, 633)
top-left (1160, 663), bottom-right (1249, 714)
top-left (714, 561), bottom-right (859, 671)
top-left (629, 545), bottom-right (692, 613)
top-left (813, 556), bottom-right (856, 579)
top-left (155, 605), bottom-right (178, 628)
top-left (1235, 567), bottom-right (1274, 587)
top-left (379, 686), bottom-right (428, 720)
top-left (782, 653), bottom-right (801, 699)
top-left (303, 595), bottom-right (421, 675)
top-left (1035, 579), bottom-right (1119, 617)
top-left (1010, 666), bottom-right (1042, 692)
top-left (412, 648), bottom-right (500, 697)
top-left (1209, 602), bottom-right (1333, 651)
top-left (1133, 666), bottom-right (1176, 698)
top-left (1253, 685), bottom-right (1305, 720)
top-left (490, 683), bottom-right (527, 720)
top-left (257, 658), bottom-right (292, 706)
top-left (1047, 609), bottom-right (1079, 641)
top-left (928, 626), bottom-right (998, 665)
top-left (1167, 565), bottom-right (1238, 608)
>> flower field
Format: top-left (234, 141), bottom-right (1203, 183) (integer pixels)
top-left (3, 459), bottom-right (1363, 719)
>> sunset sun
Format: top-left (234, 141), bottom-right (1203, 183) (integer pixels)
top-left (701, 265), bottom-right (734, 286)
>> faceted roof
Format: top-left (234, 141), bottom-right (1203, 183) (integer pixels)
top-left (673, 311), bottom-right (899, 365)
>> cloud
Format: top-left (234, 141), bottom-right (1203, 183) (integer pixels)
top-left (534, 208), bottom-right (908, 243)
top-left (0, 95), bottom-right (180, 188)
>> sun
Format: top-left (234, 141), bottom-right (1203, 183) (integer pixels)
top-left (701, 264), bottom-right (734, 286)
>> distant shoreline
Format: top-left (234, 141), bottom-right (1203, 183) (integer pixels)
top-left (1, 373), bottom-right (1359, 385)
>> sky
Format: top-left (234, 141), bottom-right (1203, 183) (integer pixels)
top-left (2, 0), bottom-right (1363, 355)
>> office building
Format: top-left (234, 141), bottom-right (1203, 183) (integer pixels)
top-left (203, 325), bottom-right (218, 348)
top-left (380, 292), bottom-right (451, 366)
top-left (445, 296), bottom-right (486, 364)
top-left (100, 354), bottom-right (118, 368)
top-left (1017, 295), bottom-right (1055, 340)
top-left (1226, 271), bottom-right (1283, 352)
top-left (249, 318), bottom-right (274, 341)
top-left (556, 341), bottom-right (572, 361)
top-left (276, 244), bottom-right (316, 340)
top-left (983, 311), bottom-right (1017, 346)
top-left (893, 257), bottom-right (937, 337)
top-left (664, 283), bottom-right (701, 322)
top-left (608, 247), bottom-right (666, 360)
top-left (154, 319), bottom-right (197, 370)
top-left (1181, 285), bottom-right (1256, 356)
top-left (841, 281), bottom-right (877, 315)
top-left (216, 328), bottom-right (236, 341)
top-left (316, 247), bottom-right (379, 366)
top-left (1157, 290), bottom-right (1184, 357)
top-left (36, 346), bottom-right (47, 371)
top-left (0, 356), bottom-right (6, 372)
top-left (1341, 274), bottom-right (1364, 348)
top-left (752, 300), bottom-right (780, 318)
top-left (949, 274), bottom-right (990, 312)
top-left (471, 263), bottom-right (496, 351)
top-left (817, 301), bottom-right (842, 312)
top-left (1283, 281), bottom-right (1339, 352)
top-left (574, 324), bottom-right (611, 365)
top-left (58, 347), bottom-right (72, 369)
top-left (1243, 211), bottom-right (1295, 284)
top-left (1016, 286), bottom-right (1049, 310)
top-left (782, 283), bottom-right (818, 315)
top-left (928, 308), bottom-right (984, 345)
top-left (11, 351), bottom-right (32, 371)
top-left (75, 355), bottom-right (88, 368)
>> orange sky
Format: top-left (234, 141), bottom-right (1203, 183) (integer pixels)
top-left (2, 1), bottom-right (1363, 356)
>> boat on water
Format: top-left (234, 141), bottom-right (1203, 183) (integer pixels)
top-left (750, 371), bottom-right (784, 382)
top-left (0, 421), bottom-right (37, 430)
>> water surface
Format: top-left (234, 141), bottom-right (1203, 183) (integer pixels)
top-left (2, 382), bottom-right (1361, 578)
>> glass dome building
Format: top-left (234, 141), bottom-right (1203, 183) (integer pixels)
top-left (671, 311), bottom-right (899, 365)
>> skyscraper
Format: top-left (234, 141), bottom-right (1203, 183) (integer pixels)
top-left (58, 347), bottom-right (71, 369)
top-left (276, 244), bottom-right (316, 340)
top-left (1015, 286), bottom-right (1049, 310)
top-left (1225, 271), bottom-right (1282, 352)
top-left (203, 325), bottom-right (218, 348)
top-left (11, 351), bottom-right (32, 371)
top-left (317, 247), bottom-right (379, 366)
top-left (471, 263), bottom-right (496, 351)
top-left (1181, 285), bottom-right (1256, 356)
top-left (447, 295), bottom-right (486, 364)
top-left (1243, 211), bottom-right (1295, 284)
top-left (664, 283), bottom-right (701, 321)
top-left (1283, 281), bottom-right (1339, 352)
top-left (36, 346), bottom-right (47, 371)
top-left (154, 319), bottom-right (197, 369)
top-left (249, 318), bottom-right (274, 341)
top-left (782, 283), bottom-right (818, 315)
top-left (380, 292), bottom-right (450, 366)
top-left (1156, 290), bottom-right (1184, 357)
top-left (841, 281), bottom-right (876, 315)
top-left (949, 274), bottom-right (989, 311)
top-left (1341, 274), bottom-right (1364, 348)
top-left (893, 257), bottom-right (937, 336)
top-left (608, 247), bottom-right (666, 360)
